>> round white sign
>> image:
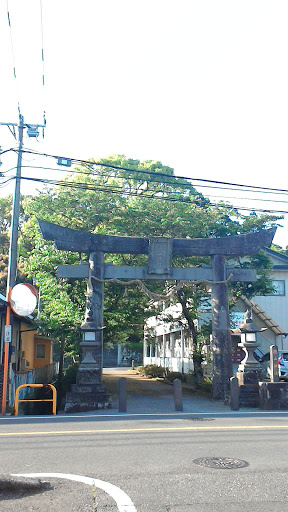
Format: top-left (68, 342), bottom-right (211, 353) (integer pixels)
top-left (9, 283), bottom-right (37, 317)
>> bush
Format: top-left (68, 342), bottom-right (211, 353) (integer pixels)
top-left (61, 363), bottom-right (79, 393)
top-left (165, 371), bottom-right (186, 383)
top-left (135, 365), bottom-right (145, 375)
top-left (198, 377), bottom-right (212, 394)
top-left (138, 364), bottom-right (167, 378)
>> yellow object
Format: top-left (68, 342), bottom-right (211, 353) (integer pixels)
top-left (14, 384), bottom-right (57, 416)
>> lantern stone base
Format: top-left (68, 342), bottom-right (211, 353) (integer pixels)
top-left (64, 368), bottom-right (111, 413)
top-left (259, 382), bottom-right (288, 410)
top-left (237, 371), bottom-right (262, 408)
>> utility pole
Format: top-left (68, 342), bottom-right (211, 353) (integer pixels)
top-left (7, 114), bottom-right (24, 290)
top-left (1, 114), bottom-right (45, 415)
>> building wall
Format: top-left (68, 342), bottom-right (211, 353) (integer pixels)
top-left (254, 268), bottom-right (288, 346)
top-left (232, 300), bottom-right (280, 355)
top-left (144, 328), bottom-right (194, 373)
top-left (21, 331), bottom-right (53, 370)
top-left (33, 337), bottom-right (52, 369)
top-left (20, 325), bottom-right (36, 370)
top-left (144, 250), bottom-right (288, 372)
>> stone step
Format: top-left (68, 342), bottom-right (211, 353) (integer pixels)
top-left (65, 391), bottom-right (111, 413)
top-left (71, 383), bottom-right (107, 393)
top-left (239, 384), bottom-right (260, 408)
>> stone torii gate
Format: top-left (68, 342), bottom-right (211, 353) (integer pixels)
top-left (38, 220), bottom-right (276, 411)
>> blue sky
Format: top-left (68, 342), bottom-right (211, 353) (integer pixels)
top-left (1, 1), bottom-right (288, 247)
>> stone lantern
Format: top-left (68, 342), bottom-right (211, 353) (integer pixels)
top-left (232, 308), bottom-right (266, 407)
top-left (233, 309), bottom-right (266, 375)
top-left (78, 324), bottom-right (105, 384)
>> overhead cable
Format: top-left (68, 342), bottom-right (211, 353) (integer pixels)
top-left (18, 175), bottom-right (287, 214)
top-left (16, 163), bottom-right (288, 198)
top-left (18, 148), bottom-right (288, 195)
top-left (6, 0), bottom-right (21, 113)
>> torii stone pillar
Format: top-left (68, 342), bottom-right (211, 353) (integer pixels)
top-left (211, 254), bottom-right (232, 400)
top-left (79, 251), bottom-right (104, 380)
top-left (67, 251), bottom-right (110, 412)
top-left (37, 220), bottom-right (276, 410)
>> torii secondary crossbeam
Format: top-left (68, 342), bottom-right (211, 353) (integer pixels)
top-left (38, 220), bottom-right (276, 410)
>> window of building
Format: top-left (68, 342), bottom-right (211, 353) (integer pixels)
top-left (35, 343), bottom-right (46, 359)
top-left (271, 280), bottom-right (285, 296)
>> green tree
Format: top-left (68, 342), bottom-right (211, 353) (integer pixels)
top-left (0, 195), bottom-right (30, 294)
top-left (17, 156), bottom-right (281, 386)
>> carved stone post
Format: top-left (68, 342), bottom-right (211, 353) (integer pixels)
top-left (211, 254), bottom-right (233, 400)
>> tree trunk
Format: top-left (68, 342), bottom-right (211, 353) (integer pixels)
top-left (193, 354), bottom-right (204, 388)
top-left (177, 290), bottom-right (203, 388)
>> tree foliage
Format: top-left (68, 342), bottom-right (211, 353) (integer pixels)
top-left (0, 156), bottom-right (282, 375)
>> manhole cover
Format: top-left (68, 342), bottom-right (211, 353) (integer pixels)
top-left (193, 457), bottom-right (249, 469)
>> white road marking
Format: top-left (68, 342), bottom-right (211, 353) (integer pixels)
top-left (12, 472), bottom-right (137, 512)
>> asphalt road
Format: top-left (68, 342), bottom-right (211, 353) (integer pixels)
top-left (1, 411), bottom-right (288, 511)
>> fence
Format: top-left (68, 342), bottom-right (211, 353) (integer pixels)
top-left (9, 363), bottom-right (59, 406)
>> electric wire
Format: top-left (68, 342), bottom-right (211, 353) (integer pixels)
top-left (17, 175), bottom-right (288, 214)
top-left (39, 0), bottom-right (45, 88)
top-left (6, 0), bottom-right (21, 113)
top-left (15, 163), bottom-right (288, 202)
top-left (0, 165), bottom-right (17, 175)
top-left (3, 149), bottom-right (288, 215)
top-left (19, 148), bottom-right (288, 196)
top-left (3, 161), bottom-right (288, 212)
top-left (2, 169), bottom-right (287, 214)
top-left (39, 0), bottom-right (46, 130)
top-left (0, 148), bottom-right (15, 157)
top-left (3, 152), bottom-right (288, 214)
top-left (0, 177), bottom-right (15, 188)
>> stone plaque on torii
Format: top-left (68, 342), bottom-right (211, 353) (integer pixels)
top-left (38, 220), bottom-right (276, 411)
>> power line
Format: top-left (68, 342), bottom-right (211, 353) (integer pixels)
top-left (20, 175), bottom-right (203, 203)
top-left (3, 148), bottom-right (288, 214)
top-left (15, 163), bottom-right (288, 199)
top-left (6, 0), bottom-right (21, 113)
top-left (1, 155), bottom-right (284, 212)
top-left (18, 175), bottom-right (287, 215)
top-left (3, 160), bottom-right (288, 214)
top-left (39, 0), bottom-right (46, 130)
top-left (19, 148), bottom-right (288, 196)
top-left (2, 171), bottom-right (286, 214)
top-left (3, 163), bottom-right (288, 213)
top-left (0, 177), bottom-right (14, 188)
top-left (0, 166), bottom-right (17, 175)
top-left (0, 148), bottom-right (15, 157)
top-left (39, 0), bottom-right (45, 88)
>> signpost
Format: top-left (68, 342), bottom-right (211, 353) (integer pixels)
top-left (270, 345), bottom-right (279, 383)
top-left (4, 325), bottom-right (12, 344)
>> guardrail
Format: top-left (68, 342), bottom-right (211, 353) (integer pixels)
top-left (14, 384), bottom-right (57, 416)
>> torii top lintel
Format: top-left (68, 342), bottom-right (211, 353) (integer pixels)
top-left (37, 220), bottom-right (276, 257)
